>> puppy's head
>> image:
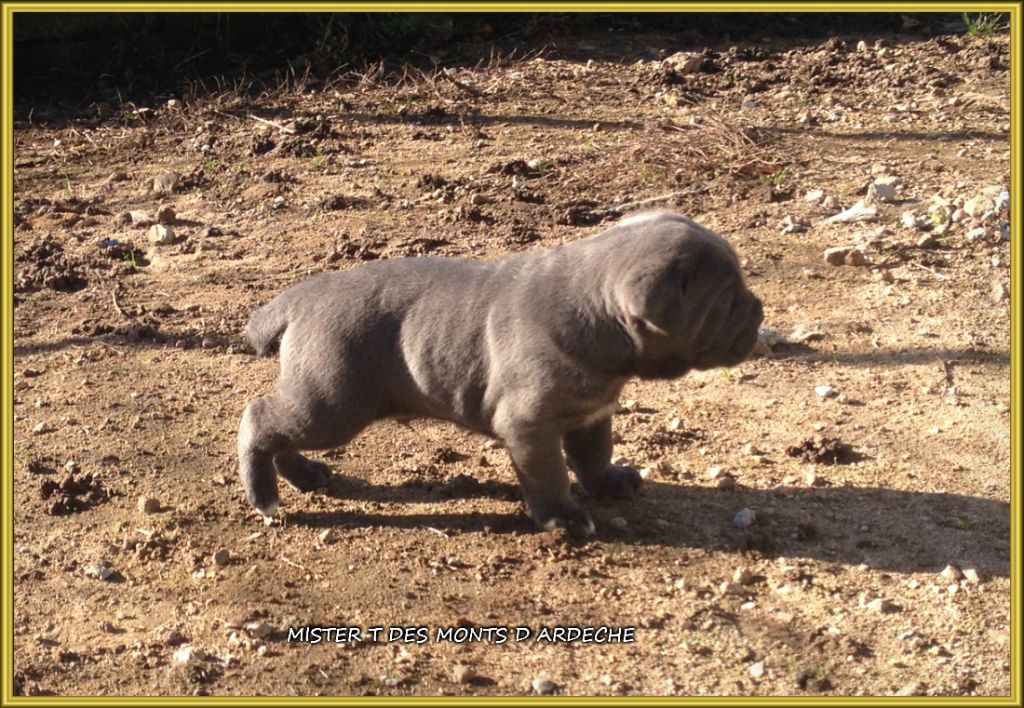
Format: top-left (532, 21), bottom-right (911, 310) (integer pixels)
top-left (609, 212), bottom-right (763, 380)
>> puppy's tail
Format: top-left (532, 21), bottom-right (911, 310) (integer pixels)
top-left (245, 298), bottom-right (289, 356)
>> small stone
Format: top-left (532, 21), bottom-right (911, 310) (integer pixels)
top-left (721, 582), bottom-right (746, 596)
top-left (155, 204), bottom-right (176, 224)
top-left (452, 664), bottom-right (476, 684)
top-left (824, 247), bottom-right (849, 266)
top-left (84, 563), bottom-right (114, 581)
top-left (732, 508), bottom-right (756, 528)
top-left (844, 248), bottom-right (868, 266)
top-left (826, 200), bottom-right (877, 223)
top-left (152, 171), bottom-right (180, 195)
top-left (707, 466), bottom-right (725, 479)
top-left (608, 516), bottom-right (628, 531)
top-left (866, 598), bottom-right (899, 614)
top-left (962, 568), bottom-right (981, 584)
top-left (469, 193), bottom-right (489, 206)
top-left (815, 385), bottom-right (839, 398)
top-left (895, 681), bottom-right (926, 696)
top-left (664, 52), bottom-right (704, 75)
top-left (780, 215), bottom-right (807, 235)
top-left (749, 661), bottom-right (765, 678)
top-left (856, 40), bottom-right (869, 52)
top-left (31, 422), bottom-right (53, 435)
top-left (148, 224), bottom-right (176, 245)
top-left (212, 549), bottom-right (231, 566)
top-left (964, 196), bottom-right (994, 218)
top-left (940, 564), bottom-right (963, 581)
top-left (733, 567), bottom-right (754, 585)
top-left (129, 210), bottom-right (154, 227)
top-left (804, 189), bottom-right (825, 203)
top-left (532, 679), bottom-right (557, 695)
top-left (821, 195), bottom-right (840, 211)
top-left (992, 282), bottom-right (1009, 303)
top-left (137, 496), bottom-right (160, 514)
top-left (172, 645), bottom-right (205, 664)
top-left (717, 476), bottom-right (736, 490)
top-left (740, 100), bottom-right (758, 110)
top-left (866, 178), bottom-right (899, 203)
top-left (916, 234), bottom-right (939, 249)
top-left (965, 226), bottom-right (987, 241)
top-left (245, 621), bottom-right (275, 639)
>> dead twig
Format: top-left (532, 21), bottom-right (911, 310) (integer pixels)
top-left (249, 114), bottom-right (296, 134)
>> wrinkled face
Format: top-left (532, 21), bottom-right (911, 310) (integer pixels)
top-left (614, 219), bottom-right (764, 380)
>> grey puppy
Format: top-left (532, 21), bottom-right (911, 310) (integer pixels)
top-left (238, 210), bottom-right (763, 535)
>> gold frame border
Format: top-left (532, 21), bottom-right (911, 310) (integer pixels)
top-left (0, 2), bottom-right (1019, 705)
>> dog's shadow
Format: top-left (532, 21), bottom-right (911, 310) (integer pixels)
top-left (285, 475), bottom-right (1011, 579)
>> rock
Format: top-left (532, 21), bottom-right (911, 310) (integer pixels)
top-left (940, 564), bottom-right (964, 581)
top-left (992, 282), bottom-right (1009, 303)
top-left (532, 679), bottom-right (557, 695)
top-left (780, 215), bottom-right (807, 235)
top-left (824, 247), bottom-right (849, 266)
top-left (804, 189), bottom-right (825, 203)
top-left (212, 549), bottom-right (231, 566)
top-left (663, 51), bottom-right (704, 74)
top-left (1001, 223), bottom-right (1010, 241)
top-left (866, 177), bottom-right (900, 203)
top-left (84, 563), bottom-right (114, 581)
top-left (148, 224), bottom-right (176, 245)
top-left (740, 100), bottom-right (758, 110)
top-left (856, 40), bottom-right (869, 52)
top-left (733, 567), bottom-right (754, 585)
top-left (245, 621), bottom-right (275, 639)
top-left (826, 200), bottom-right (877, 223)
top-left (962, 568), bottom-right (981, 584)
top-left (721, 582), bottom-right (746, 596)
top-left (31, 422), bottom-right (53, 434)
top-left (155, 204), bottom-right (176, 224)
top-left (707, 466), bottom-right (725, 479)
top-left (172, 645), bottom-right (206, 664)
top-left (895, 681), bottom-right (926, 696)
top-left (916, 234), bottom-right (939, 249)
top-left (453, 664), bottom-right (476, 684)
top-left (845, 248), bottom-right (867, 266)
top-left (137, 496), bottom-right (160, 514)
top-left (152, 171), bottom-right (180, 195)
top-left (129, 210), bottom-right (154, 227)
top-left (749, 661), bottom-right (765, 678)
top-left (732, 508), bottom-right (756, 528)
top-left (965, 226), bottom-right (987, 241)
top-left (815, 385), bottom-right (839, 398)
top-left (964, 196), bottom-right (994, 218)
top-left (608, 516), bottom-right (628, 531)
top-left (789, 323), bottom-right (825, 343)
top-left (866, 598), bottom-right (899, 614)
top-left (821, 195), bottom-right (840, 211)
top-left (901, 210), bottom-right (931, 230)
top-left (995, 190), bottom-right (1009, 212)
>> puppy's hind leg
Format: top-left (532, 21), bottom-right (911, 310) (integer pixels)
top-left (238, 395), bottom-right (293, 517)
top-left (274, 451), bottom-right (333, 492)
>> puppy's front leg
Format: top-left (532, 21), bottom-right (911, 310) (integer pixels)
top-left (502, 432), bottom-right (595, 536)
top-left (564, 418), bottom-right (643, 500)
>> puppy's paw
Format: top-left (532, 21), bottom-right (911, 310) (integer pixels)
top-left (277, 455), bottom-right (333, 492)
top-left (530, 500), bottom-right (595, 537)
top-left (589, 465), bottom-right (643, 500)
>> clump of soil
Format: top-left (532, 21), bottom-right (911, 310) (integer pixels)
top-left (38, 469), bottom-right (108, 515)
top-left (786, 435), bottom-right (859, 464)
top-left (15, 235), bottom-right (88, 292)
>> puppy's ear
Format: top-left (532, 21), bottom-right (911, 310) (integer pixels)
top-left (618, 256), bottom-right (692, 335)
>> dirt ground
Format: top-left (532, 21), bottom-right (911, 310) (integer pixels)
top-left (10, 25), bottom-right (1013, 697)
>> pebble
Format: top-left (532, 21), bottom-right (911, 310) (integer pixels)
top-left (84, 563), bottom-right (114, 581)
top-left (749, 661), bottom-right (765, 679)
top-left (608, 516), bottom-right (628, 531)
top-left (721, 582), bottom-right (746, 596)
top-left (866, 598), bottom-right (898, 614)
top-left (733, 567), bottom-right (754, 585)
top-left (155, 204), bottom-right (176, 224)
top-left (901, 210), bottom-right (930, 230)
top-left (1000, 223), bottom-right (1009, 241)
top-left (531, 679), bottom-right (557, 695)
top-left (129, 210), bottom-right (154, 227)
top-left (804, 189), bottom-right (824, 203)
top-left (823, 246), bottom-right (867, 266)
top-left (826, 200), bottom-right (877, 223)
top-left (172, 645), bottom-right (205, 664)
top-left (964, 196), bottom-right (994, 218)
top-left (212, 549), bottom-right (231, 566)
top-left (940, 564), bottom-right (963, 581)
top-left (856, 40), bottom-right (869, 52)
top-left (707, 466), bottom-right (725, 479)
top-left (962, 568), bottom-right (981, 584)
top-left (452, 664), bottom-right (476, 684)
top-left (663, 52), bottom-right (704, 74)
top-left (965, 226), bottom-right (987, 241)
top-left (732, 508), bottom-right (756, 528)
top-left (245, 621), bottom-right (275, 639)
top-left (740, 100), bottom-right (758, 110)
top-left (137, 496), bottom-right (160, 514)
top-left (31, 422), bottom-right (53, 434)
top-left (152, 171), bottom-right (180, 195)
top-left (815, 385), bottom-right (839, 398)
top-left (916, 234), bottom-right (939, 249)
top-left (991, 282), bottom-right (1008, 303)
top-left (148, 224), bottom-right (176, 245)
top-left (867, 177), bottom-right (899, 203)
top-left (821, 195), bottom-right (840, 211)
top-left (895, 681), bottom-right (926, 696)
top-left (779, 215), bottom-right (807, 235)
